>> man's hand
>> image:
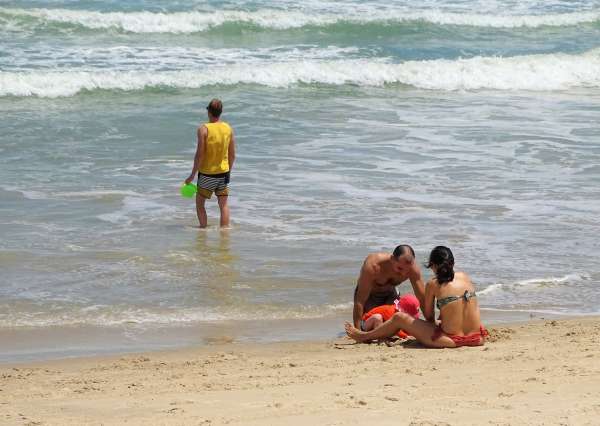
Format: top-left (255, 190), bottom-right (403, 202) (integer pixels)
top-left (184, 174), bottom-right (195, 185)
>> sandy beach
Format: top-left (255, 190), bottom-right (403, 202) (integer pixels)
top-left (1, 317), bottom-right (599, 425)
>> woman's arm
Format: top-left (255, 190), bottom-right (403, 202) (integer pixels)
top-left (422, 279), bottom-right (436, 322)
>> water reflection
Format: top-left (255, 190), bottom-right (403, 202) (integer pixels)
top-left (194, 229), bottom-right (240, 303)
top-left (194, 228), bottom-right (235, 265)
top-left (193, 229), bottom-right (241, 343)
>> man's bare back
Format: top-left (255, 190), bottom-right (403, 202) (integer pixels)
top-left (353, 245), bottom-right (425, 329)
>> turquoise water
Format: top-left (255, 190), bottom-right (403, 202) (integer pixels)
top-left (1, 0), bottom-right (600, 360)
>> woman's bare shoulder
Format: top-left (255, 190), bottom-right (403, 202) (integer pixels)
top-left (455, 271), bottom-right (472, 282)
top-left (425, 276), bottom-right (438, 290)
top-left (454, 271), bottom-right (472, 285)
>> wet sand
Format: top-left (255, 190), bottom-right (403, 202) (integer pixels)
top-left (1, 317), bottom-right (599, 425)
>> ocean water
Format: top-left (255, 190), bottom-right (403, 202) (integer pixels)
top-left (1, 0), bottom-right (600, 361)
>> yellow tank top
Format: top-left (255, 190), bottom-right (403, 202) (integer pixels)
top-left (200, 121), bottom-right (232, 174)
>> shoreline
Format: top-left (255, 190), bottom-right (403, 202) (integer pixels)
top-left (0, 308), bottom-right (574, 364)
top-left (2, 317), bottom-right (599, 425)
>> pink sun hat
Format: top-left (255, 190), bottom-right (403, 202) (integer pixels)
top-left (394, 294), bottom-right (420, 319)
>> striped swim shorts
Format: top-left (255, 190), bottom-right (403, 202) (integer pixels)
top-left (197, 171), bottom-right (230, 199)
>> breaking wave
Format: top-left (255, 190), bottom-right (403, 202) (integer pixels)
top-left (2, 49), bottom-right (600, 97)
top-left (1, 7), bottom-right (600, 34)
top-left (479, 273), bottom-right (588, 296)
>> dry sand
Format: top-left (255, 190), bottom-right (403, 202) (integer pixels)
top-left (1, 317), bottom-right (599, 425)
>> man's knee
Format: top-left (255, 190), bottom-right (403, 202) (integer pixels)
top-left (217, 195), bottom-right (228, 207)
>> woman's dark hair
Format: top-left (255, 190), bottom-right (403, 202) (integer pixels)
top-left (427, 246), bottom-right (454, 284)
top-left (392, 244), bottom-right (415, 259)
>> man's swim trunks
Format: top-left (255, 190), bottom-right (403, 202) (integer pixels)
top-left (197, 171), bottom-right (230, 199)
top-left (354, 285), bottom-right (399, 313)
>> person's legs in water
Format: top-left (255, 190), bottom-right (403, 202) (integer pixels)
top-left (362, 313), bottom-right (384, 331)
top-left (217, 195), bottom-right (230, 227)
top-left (345, 312), bottom-right (457, 348)
top-left (195, 193), bottom-right (208, 228)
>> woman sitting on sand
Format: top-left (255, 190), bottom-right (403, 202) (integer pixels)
top-left (345, 246), bottom-right (487, 348)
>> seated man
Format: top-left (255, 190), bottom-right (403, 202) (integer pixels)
top-left (353, 244), bottom-right (425, 330)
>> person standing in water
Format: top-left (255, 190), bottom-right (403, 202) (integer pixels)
top-left (185, 99), bottom-right (236, 228)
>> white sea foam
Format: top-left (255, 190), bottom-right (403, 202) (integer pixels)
top-left (0, 185), bottom-right (144, 201)
top-left (2, 7), bottom-right (599, 33)
top-left (0, 184), bottom-right (49, 199)
top-left (479, 273), bottom-right (587, 296)
top-left (96, 196), bottom-right (176, 225)
top-left (481, 307), bottom-right (597, 316)
top-left (0, 302), bottom-right (354, 327)
top-left (53, 189), bottom-right (141, 198)
top-left (2, 49), bottom-right (600, 97)
top-left (0, 45), bottom-right (363, 71)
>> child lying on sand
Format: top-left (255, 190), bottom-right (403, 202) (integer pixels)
top-left (361, 294), bottom-right (420, 339)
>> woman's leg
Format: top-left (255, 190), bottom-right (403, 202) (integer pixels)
top-left (346, 312), bottom-right (457, 348)
top-left (362, 314), bottom-right (383, 332)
